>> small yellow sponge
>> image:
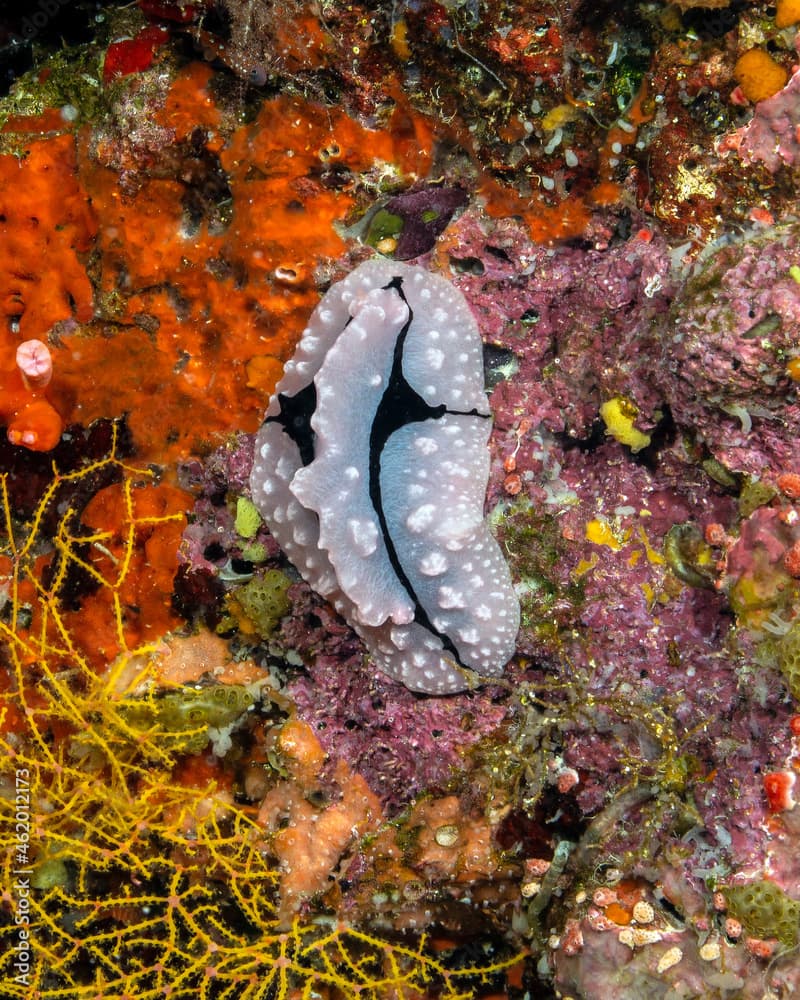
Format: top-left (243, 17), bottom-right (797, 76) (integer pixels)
top-left (599, 397), bottom-right (651, 453)
top-left (734, 49), bottom-right (789, 103)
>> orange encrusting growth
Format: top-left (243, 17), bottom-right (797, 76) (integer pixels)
top-left (776, 0), bottom-right (800, 28)
top-left (0, 64), bottom-right (434, 461)
top-left (478, 81), bottom-right (652, 244)
top-left (478, 171), bottom-right (593, 246)
top-left (0, 432), bottom-right (189, 673)
top-left (59, 65), bottom-right (433, 463)
top-left (787, 356), bottom-right (800, 381)
top-left (0, 359), bottom-right (63, 450)
top-left (605, 901), bottom-right (633, 925)
top-left (734, 49), bottom-right (789, 102)
top-left (61, 477), bottom-right (190, 665)
top-left (0, 133), bottom-right (96, 338)
top-left (157, 60), bottom-right (224, 143)
top-left (269, 9), bottom-right (336, 72)
top-left (0, 130), bottom-right (96, 450)
top-left (596, 80), bottom-right (653, 184)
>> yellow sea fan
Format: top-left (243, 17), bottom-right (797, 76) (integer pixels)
top-left (0, 428), bottom-right (522, 999)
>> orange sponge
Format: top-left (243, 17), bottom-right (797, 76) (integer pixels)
top-left (734, 49), bottom-right (789, 103)
top-left (776, 0), bottom-right (800, 28)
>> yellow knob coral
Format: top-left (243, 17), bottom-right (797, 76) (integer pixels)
top-left (599, 397), bottom-right (652, 453)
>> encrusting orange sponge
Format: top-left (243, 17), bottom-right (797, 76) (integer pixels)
top-left (734, 49), bottom-right (789, 103)
top-left (1, 340), bottom-right (63, 451)
top-left (776, 0), bottom-right (800, 28)
top-left (6, 399), bottom-right (62, 451)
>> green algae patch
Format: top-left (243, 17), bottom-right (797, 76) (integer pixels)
top-left (775, 621), bottom-right (800, 700)
top-left (235, 495), bottom-right (263, 539)
top-left (366, 208), bottom-right (404, 248)
top-left (115, 684), bottom-right (255, 755)
top-left (223, 569), bottom-right (292, 639)
top-left (496, 498), bottom-right (584, 643)
top-left (723, 881), bottom-right (800, 948)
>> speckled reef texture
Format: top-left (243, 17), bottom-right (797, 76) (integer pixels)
top-left (4, 0), bottom-right (800, 997)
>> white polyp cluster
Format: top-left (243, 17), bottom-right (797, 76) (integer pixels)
top-left (250, 259), bottom-right (519, 694)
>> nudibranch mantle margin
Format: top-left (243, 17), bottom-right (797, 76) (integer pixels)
top-left (250, 258), bottom-right (519, 694)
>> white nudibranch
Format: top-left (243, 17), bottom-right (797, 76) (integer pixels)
top-left (249, 259), bottom-right (519, 694)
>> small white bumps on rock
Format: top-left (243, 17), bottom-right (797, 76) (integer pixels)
top-left (249, 259), bottom-right (519, 694)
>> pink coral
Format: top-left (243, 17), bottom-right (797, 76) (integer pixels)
top-left (657, 225), bottom-right (800, 477)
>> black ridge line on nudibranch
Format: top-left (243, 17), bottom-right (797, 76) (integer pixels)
top-left (268, 381), bottom-right (317, 466)
top-left (368, 276), bottom-right (487, 666)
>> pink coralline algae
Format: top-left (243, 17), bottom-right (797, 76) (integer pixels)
top-left (286, 636), bottom-right (508, 813)
top-left (506, 435), bottom-right (790, 852)
top-left (436, 208), bottom-right (673, 444)
top-left (721, 70), bottom-right (800, 173)
top-left (656, 225), bottom-right (800, 477)
top-left (396, 201), bottom-right (800, 997)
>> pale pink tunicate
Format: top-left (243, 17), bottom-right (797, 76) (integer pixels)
top-left (16, 339), bottom-right (53, 388)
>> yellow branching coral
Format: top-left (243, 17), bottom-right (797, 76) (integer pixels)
top-left (0, 430), bottom-right (520, 998)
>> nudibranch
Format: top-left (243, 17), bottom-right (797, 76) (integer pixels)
top-left (250, 259), bottom-right (519, 694)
